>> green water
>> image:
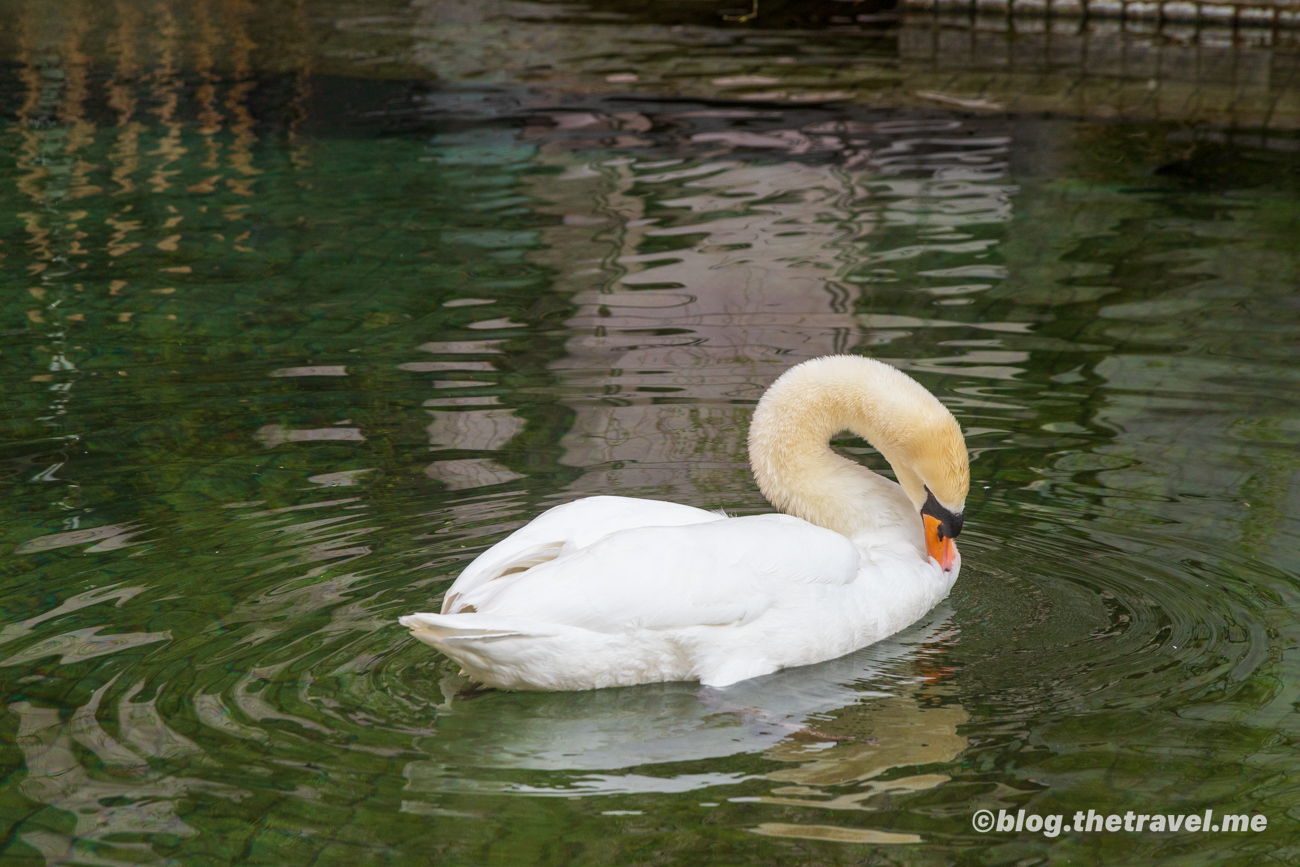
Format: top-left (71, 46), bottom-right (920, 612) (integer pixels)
top-left (3, 1), bottom-right (1300, 864)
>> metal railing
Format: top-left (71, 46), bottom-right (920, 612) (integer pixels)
top-left (905, 0), bottom-right (1300, 31)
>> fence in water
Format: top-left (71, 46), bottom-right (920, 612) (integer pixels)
top-left (900, 0), bottom-right (1300, 128)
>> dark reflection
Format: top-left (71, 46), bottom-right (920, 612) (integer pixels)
top-left (520, 0), bottom-right (901, 30)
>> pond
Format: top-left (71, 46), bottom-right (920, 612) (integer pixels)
top-left (2, 0), bottom-right (1299, 864)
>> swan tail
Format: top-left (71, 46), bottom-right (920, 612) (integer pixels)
top-left (400, 612), bottom-right (577, 689)
top-left (400, 612), bottom-right (694, 690)
top-left (399, 612), bottom-right (562, 643)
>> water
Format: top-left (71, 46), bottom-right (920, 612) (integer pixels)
top-left (2, 1), bottom-right (1300, 864)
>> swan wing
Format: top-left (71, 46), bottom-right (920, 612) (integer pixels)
top-left (447, 514), bottom-right (860, 632)
top-left (441, 496), bottom-right (723, 613)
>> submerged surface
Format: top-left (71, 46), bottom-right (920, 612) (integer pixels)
top-left (2, 1), bottom-right (1300, 864)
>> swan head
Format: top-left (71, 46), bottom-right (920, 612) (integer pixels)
top-left (885, 397), bottom-right (968, 574)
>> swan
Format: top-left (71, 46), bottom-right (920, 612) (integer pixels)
top-left (400, 354), bottom-right (969, 691)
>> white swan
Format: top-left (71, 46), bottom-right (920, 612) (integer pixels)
top-left (401, 355), bottom-right (969, 691)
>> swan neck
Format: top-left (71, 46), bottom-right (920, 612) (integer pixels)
top-left (747, 356), bottom-right (962, 537)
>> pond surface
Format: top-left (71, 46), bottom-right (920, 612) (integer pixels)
top-left (2, 1), bottom-right (1300, 864)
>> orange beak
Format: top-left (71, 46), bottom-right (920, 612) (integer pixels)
top-left (923, 514), bottom-right (957, 573)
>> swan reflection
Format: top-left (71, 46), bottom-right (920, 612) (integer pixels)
top-left (402, 606), bottom-right (966, 815)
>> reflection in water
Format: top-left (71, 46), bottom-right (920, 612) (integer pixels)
top-left (14, 697), bottom-right (199, 865)
top-left (0, 1), bottom-right (1298, 864)
top-left (525, 114), bottom-right (1017, 503)
top-left (401, 613), bottom-right (967, 848)
top-left (762, 692), bottom-right (966, 803)
top-left (404, 613), bottom-right (958, 774)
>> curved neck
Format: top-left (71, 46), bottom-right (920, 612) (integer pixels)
top-left (747, 356), bottom-right (962, 538)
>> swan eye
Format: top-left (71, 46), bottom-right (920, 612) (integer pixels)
top-left (920, 487), bottom-right (962, 540)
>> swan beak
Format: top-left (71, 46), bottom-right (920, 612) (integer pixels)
top-left (923, 514), bottom-right (957, 573)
